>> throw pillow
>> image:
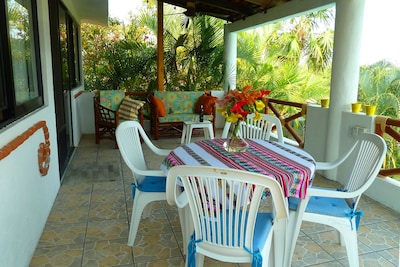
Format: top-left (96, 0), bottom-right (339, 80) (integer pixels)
top-left (118, 97), bottom-right (145, 120)
top-left (195, 94), bottom-right (218, 115)
top-left (149, 94), bottom-right (166, 117)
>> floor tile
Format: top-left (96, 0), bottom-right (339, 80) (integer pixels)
top-left (30, 243), bottom-right (84, 267)
top-left (82, 239), bottom-right (133, 266)
top-left (30, 133), bottom-right (400, 267)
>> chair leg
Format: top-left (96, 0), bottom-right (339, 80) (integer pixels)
top-left (142, 205), bottom-right (152, 218)
top-left (178, 205), bottom-right (193, 256)
top-left (338, 225), bottom-right (359, 267)
top-left (127, 192), bottom-right (151, 246)
top-left (195, 253), bottom-right (205, 267)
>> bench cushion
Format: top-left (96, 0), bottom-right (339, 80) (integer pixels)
top-left (99, 90), bottom-right (125, 111)
top-left (155, 91), bottom-right (204, 114)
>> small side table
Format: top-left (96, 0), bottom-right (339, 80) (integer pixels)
top-left (181, 121), bottom-right (215, 144)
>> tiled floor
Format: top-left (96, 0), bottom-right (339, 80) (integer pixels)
top-left (30, 133), bottom-right (400, 267)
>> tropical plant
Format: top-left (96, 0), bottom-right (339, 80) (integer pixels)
top-left (358, 60), bottom-right (400, 176)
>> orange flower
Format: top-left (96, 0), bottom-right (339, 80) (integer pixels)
top-left (217, 85), bottom-right (270, 123)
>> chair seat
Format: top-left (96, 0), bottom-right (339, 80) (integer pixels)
top-left (288, 195), bottom-right (352, 218)
top-left (134, 176), bottom-right (167, 193)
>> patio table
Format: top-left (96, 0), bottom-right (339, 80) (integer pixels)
top-left (162, 138), bottom-right (316, 199)
top-left (161, 138), bottom-right (316, 267)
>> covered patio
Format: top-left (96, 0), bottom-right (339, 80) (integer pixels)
top-left (29, 133), bottom-right (400, 266)
top-left (2, 0), bottom-right (400, 266)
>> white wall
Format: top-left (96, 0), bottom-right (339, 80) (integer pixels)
top-left (71, 88), bottom-right (95, 146)
top-left (0, 1), bottom-right (61, 266)
top-left (303, 104), bottom-right (329, 162)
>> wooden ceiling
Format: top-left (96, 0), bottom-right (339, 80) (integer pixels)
top-left (161, 0), bottom-right (291, 22)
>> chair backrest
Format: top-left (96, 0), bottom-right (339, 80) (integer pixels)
top-left (241, 113), bottom-right (284, 142)
top-left (221, 113), bottom-right (284, 143)
top-left (166, 166), bottom-right (288, 253)
top-left (116, 121), bottom-right (162, 183)
top-left (341, 133), bottom-right (386, 208)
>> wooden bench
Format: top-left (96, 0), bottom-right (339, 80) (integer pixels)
top-left (148, 91), bottom-right (217, 139)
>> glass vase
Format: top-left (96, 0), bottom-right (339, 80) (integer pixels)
top-left (224, 121), bottom-right (249, 153)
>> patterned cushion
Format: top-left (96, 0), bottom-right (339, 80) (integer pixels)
top-left (99, 90), bottom-right (125, 111)
top-left (155, 91), bottom-right (204, 114)
top-left (118, 97), bottom-right (145, 120)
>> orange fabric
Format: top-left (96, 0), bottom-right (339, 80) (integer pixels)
top-left (195, 94), bottom-right (217, 115)
top-left (150, 94), bottom-right (166, 117)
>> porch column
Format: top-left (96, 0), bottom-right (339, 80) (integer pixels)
top-left (325, 0), bottom-right (366, 178)
top-left (223, 26), bottom-right (237, 92)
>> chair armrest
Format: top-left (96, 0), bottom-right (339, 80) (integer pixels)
top-left (307, 186), bottom-right (362, 199)
top-left (94, 98), bottom-right (118, 124)
top-left (315, 140), bottom-right (359, 170)
top-left (153, 148), bottom-right (172, 156)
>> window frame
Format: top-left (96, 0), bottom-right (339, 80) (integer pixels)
top-left (0, 0), bottom-right (44, 128)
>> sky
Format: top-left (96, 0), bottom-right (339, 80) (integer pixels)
top-left (108, 0), bottom-right (144, 22)
top-left (109, 0), bottom-right (400, 66)
top-left (360, 0), bottom-right (400, 66)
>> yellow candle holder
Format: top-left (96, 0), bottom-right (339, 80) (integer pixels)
top-left (320, 99), bottom-right (329, 108)
top-left (351, 102), bottom-right (361, 113)
top-left (365, 105), bottom-right (376, 116)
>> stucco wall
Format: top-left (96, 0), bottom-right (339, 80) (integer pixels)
top-left (0, 1), bottom-right (61, 266)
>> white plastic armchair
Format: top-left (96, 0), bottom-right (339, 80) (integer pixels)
top-left (116, 121), bottom-right (171, 246)
top-left (166, 165), bottom-right (288, 267)
top-left (286, 133), bottom-right (387, 267)
top-left (221, 113), bottom-right (284, 143)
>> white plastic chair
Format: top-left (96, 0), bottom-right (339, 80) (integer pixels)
top-left (116, 121), bottom-right (171, 246)
top-left (286, 133), bottom-right (387, 267)
top-left (221, 113), bottom-right (284, 143)
top-left (166, 165), bottom-right (288, 267)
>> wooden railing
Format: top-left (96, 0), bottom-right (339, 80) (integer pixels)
top-left (375, 116), bottom-right (400, 177)
top-left (264, 98), bottom-right (307, 148)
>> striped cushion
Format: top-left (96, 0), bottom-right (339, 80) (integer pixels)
top-left (118, 97), bottom-right (145, 120)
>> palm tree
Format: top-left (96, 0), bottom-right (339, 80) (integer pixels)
top-left (358, 61), bottom-right (400, 172)
top-left (359, 60), bottom-right (400, 117)
top-left (236, 8), bottom-right (334, 103)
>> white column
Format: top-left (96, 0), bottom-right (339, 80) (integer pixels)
top-left (223, 26), bottom-right (237, 92)
top-left (325, 0), bottom-right (366, 178)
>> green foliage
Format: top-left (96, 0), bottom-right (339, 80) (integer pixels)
top-left (359, 61), bottom-right (400, 177)
top-left (236, 9), bottom-right (334, 104)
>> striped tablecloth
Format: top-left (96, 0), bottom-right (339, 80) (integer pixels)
top-left (161, 138), bottom-right (316, 199)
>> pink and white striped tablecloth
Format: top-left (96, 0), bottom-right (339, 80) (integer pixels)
top-left (161, 138), bottom-right (316, 199)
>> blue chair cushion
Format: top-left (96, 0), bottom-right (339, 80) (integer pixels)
top-left (288, 191), bottom-right (364, 231)
top-left (131, 176), bottom-right (166, 196)
top-left (253, 212), bottom-right (274, 251)
top-left (288, 196), bottom-right (352, 217)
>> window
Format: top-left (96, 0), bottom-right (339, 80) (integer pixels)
top-left (0, 0), bottom-right (43, 128)
top-left (58, 4), bottom-right (81, 90)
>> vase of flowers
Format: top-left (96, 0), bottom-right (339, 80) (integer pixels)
top-left (218, 85), bottom-right (270, 152)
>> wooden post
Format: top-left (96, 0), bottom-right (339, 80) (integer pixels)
top-left (157, 1), bottom-right (164, 91)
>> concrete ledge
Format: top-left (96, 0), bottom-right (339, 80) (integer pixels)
top-left (366, 176), bottom-right (400, 213)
